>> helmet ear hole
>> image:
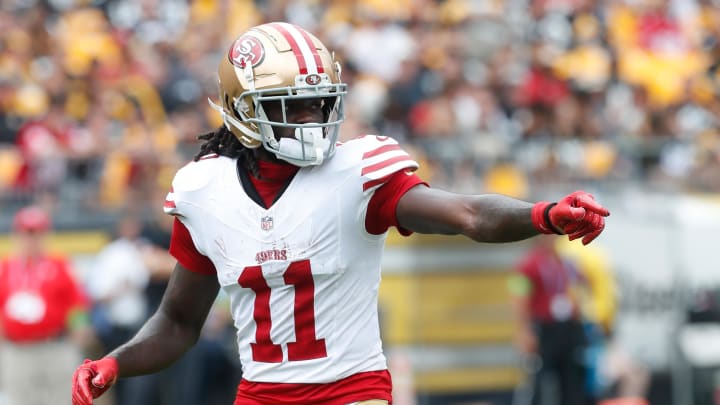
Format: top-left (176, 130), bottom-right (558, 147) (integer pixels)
top-left (226, 95), bottom-right (241, 119)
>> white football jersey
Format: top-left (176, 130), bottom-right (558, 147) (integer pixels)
top-left (164, 135), bottom-right (418, 383)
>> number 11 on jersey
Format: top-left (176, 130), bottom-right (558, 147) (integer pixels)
top-left (238, 259), bottom-right (328, 363)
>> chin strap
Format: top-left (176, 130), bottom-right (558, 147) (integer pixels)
top-left (275, 127), bottom-right (329, 166)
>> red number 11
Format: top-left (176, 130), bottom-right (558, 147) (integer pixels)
top-left (238, 259), bottom-right (327, 363)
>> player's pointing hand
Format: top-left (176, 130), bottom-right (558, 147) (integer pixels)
top-left (532, 191), bottom-right (610, 245)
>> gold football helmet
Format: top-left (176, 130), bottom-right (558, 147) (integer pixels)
top-left (210, 22), bottom-right (347, 166)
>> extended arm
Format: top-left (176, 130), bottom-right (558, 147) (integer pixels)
top-left (396, 186), bottom-right (609, 244)
top-left (72, 262), bottom-right (219, 405)
top-left (396, 186), bottom-right (536, 242)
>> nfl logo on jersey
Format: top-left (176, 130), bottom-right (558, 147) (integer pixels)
top-left (261, 216), bottom-right (273, 231)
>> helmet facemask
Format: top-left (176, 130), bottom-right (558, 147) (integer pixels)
top-left (237, 76), bottom-right (347, 167)
top-left (211, 22), bottom-right (348, 167)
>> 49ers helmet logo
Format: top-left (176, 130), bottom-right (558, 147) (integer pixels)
top-left (305, 74), bottom-right (322, 85)
top-left (229, 35), bottom-right (265, 68)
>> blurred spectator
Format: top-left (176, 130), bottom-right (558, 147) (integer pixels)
top-left (86, 214), bottom-right (150, 355)
top-left (13, 95), bottom-right (70, 202)
top-left (0, 206), bottom-right (92, 405)
top-left (509, 235), bottom-right (594, 405)
top-left (0, 80), bottom-right (18, 144)
top-left (556, 238), bottom-right (651, 402)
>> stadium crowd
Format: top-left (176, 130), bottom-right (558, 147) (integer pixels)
top-left (0, 0), bottom-right (719, 223)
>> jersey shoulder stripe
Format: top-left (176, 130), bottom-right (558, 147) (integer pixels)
top-left (362, 144), bottom-right (401, 159)
top-left (361, 155), bottom-right (412, 176)
top-left (351, 135), bottom-right (418, 191)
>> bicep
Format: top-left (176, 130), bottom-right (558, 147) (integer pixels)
top-left (395, 185), bottom-right (475, 235)
top-left (158, 262), bottom-right (220, 332)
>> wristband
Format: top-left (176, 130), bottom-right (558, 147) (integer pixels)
top-left (531, 201), bottom-right (563, 235)
top-left (543, 203), bottom-right (563, 234)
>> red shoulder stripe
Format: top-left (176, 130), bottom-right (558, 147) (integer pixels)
top-left (361, 155), bottom-right (411, 176)
top-left (362, 144), bottom-right (401, 159)
top-left (363, 174), bottom-right (393, 191)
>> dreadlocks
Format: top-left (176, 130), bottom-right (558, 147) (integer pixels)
top-left (195, 126), bottom-right (260, 177)
top-left (194, 126), bottom-right (242, 160)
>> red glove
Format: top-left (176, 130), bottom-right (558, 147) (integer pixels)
top-left (71, 357), bottom-right (119, 405)
top-left (532, 191), bottom-right (610, 245)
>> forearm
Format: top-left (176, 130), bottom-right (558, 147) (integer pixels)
top-left (463, 194), bottom-right (537, 243)
top-left (108, 308), bottom-right (201, 377)
top-left (397, 188), bottom-right (538, 242)
top-left (106, 263), bottom-right (219, 377)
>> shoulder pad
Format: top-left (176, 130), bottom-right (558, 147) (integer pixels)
top-left (341, 135), bottom-right (419, 192)
top-left (163, 155), bottom-right (231, 216)
top-left (171, 154), bottom-right (228, 193)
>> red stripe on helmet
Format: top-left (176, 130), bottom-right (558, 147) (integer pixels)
top-left (269, 23), bottom-right (308, 74)
top-left (297, 27), bottom-right (324, 74)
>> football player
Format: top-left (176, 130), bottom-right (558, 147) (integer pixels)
top-left (72, 22), bottom-right (609, 405)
